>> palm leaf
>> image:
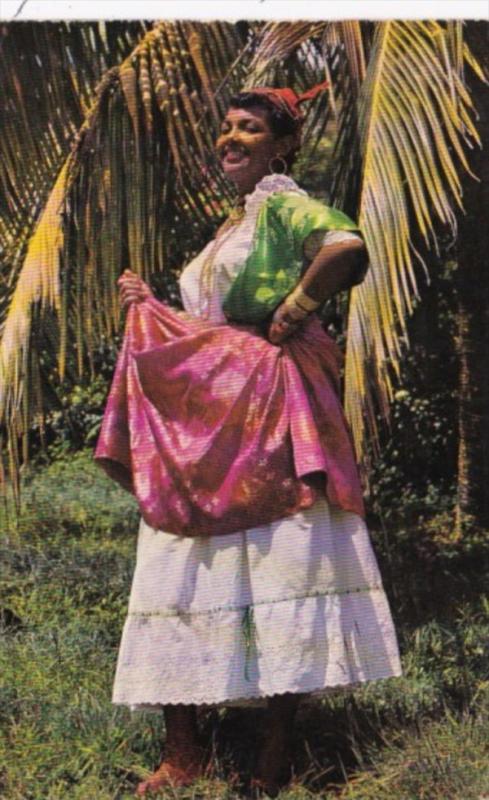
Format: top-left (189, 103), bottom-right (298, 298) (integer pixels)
top-left (0, 21), bottom-right (150, 343)
top-left (341, 21), bottom-right (481, 460)
top-left (245, 21), bottom-right (326, 81)
top-left (0, 20), bottom-right (252, 481)
top-left (0, 162), bottom-right (68, 408)
top-left (323, 21), bottom-right (367, 91)
top-left (0, 162), bottom-right (70, 502)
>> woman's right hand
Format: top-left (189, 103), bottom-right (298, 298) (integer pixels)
top-left (117, 269), bottom-right (153, 309)
top-left (268, 301), bottom-right (303, 345)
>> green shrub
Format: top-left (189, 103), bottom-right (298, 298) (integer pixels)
top-left (3, 449), bottom-right (138, 540)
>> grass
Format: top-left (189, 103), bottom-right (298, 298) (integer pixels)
top-left (1, 450), bottom-right (489, 799)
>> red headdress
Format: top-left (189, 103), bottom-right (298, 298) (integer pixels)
top-left (244, 80), bottom-right (330, 123)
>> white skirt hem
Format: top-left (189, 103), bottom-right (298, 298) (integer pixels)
top-left (113, 670), bottom-right (403, 712)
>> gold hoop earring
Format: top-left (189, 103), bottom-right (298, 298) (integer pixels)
top-left (268, 155), bottom-right (288, 175)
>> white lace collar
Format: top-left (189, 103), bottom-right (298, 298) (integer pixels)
top-left (244, 173), bottom-right (306, 211)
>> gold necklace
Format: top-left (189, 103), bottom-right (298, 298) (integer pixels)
top-left (199, 204), bottom-right (246, 319)
top-left (226, 203), bottom-right (246, 225)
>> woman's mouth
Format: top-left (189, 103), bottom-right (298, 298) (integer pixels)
top-left (220, 145), bottom-right (250, 169)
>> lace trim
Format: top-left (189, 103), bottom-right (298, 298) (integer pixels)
top-left (116, 672), bottom-right (403, 711)
top-left (303, 229), bottom-right (363, 262)
top-left (243, 173), bottom-right (305, 212)
top-left (322, 230), bottom-right (363, 244)
top-left (127, 584), bottom-right (383, 619)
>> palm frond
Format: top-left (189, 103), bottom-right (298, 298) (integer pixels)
top-left (0, 162), bottom-right (68, 403)
top-left (245, 21), bottom-right (326, 82)
top-left (323, 21), bottom-right (367, 91)
top-left (0, 20), bottom-right (252, 476)
top-left (341, 21), bottom-right (481, 460)
top-left (0, 21), bottom-right (150, 339)
top-left (322, 22), bottom-right (368, 212)
top-left (0, 161), bottom-right (70, 503)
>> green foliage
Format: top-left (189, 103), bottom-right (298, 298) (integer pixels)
top-left (6, 450), bottom-right (138, 539)
top-left (30, 336), bottom-right (120, 461)
top-left (1, 453), bottom-right (489, 798)
top-left (36, 377), bottom-right (110, 460)
top-left (367, 258), bottom-right (459, 527)
top-left (328, 708), bottom-right (489, 799)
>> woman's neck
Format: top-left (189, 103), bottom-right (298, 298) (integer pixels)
top-left (233, 170), bottom-right (271, 201)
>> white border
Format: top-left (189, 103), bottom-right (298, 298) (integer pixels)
top-left (1, 0), bottom-right (488, 21)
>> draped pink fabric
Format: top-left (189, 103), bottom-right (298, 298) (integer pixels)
top-left (95, 297), bottom-right (365, 536)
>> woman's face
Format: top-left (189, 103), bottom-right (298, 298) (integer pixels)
top-left (216, 105), bottom-right (292, 196)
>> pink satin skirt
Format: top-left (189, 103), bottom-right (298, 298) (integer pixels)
top-left (96, 298), bottom-right (364, 536)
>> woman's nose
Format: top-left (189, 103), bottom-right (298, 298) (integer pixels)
top-left (218, 129), bottom-right (242, 152)
top-left (221, 129), bottom-right (238, 144)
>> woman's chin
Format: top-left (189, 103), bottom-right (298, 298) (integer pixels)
top-left (222, 159), bottom-right (249, 178)
top-left (221, 161), bottom-right (265, 194)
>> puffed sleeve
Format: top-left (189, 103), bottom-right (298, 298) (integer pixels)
top-left (270, 192), bottom-right (361, 259)
top-left (271, 192), bottom-right (368, 285)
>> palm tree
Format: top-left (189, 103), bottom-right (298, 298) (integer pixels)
top-left (0, 20), bottom-right (487, 520)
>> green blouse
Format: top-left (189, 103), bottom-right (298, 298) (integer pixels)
top-left (222, 191), bottom-right (360, 324)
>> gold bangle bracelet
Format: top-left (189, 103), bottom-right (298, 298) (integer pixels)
top-left (283, 303), bottom-right (308, 322)
top-left (285, 283), bottom-right (321, 313)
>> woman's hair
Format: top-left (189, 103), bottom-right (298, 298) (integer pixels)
top-left (227, 91), bottom-right (301, 170)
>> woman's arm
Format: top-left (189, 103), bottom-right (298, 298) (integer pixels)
top-left (300, 238), bottom-right (368, 301)
top-left (268, 239), bottom-right (368, 344)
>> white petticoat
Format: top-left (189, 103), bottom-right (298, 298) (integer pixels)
top-left (112, 497), bottom-right (402, 708)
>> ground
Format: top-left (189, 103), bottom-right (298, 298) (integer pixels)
top-left (1, 451), bottom-right (489, 799)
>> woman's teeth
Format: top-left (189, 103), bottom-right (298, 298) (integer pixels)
top-left (222, 145), bottom-right (249, 161)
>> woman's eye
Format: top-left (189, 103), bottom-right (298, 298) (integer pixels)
top-left (219, 121), bottom-right (262, 135)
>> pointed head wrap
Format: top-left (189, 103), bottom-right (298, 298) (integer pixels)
top-left (243, 80), bottom-right (330, 123)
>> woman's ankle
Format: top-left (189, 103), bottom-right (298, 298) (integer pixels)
top-left (163, 704), bottom-right (199, 750)
top-left (252, 693), bottom-right (300, 790)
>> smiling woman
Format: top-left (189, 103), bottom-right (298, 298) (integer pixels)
top-left (216, 105), bottom-right (296, 195)
top-left (104, 85), bottom-right (401, 797)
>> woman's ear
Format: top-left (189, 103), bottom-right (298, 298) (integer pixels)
top-left (275, 134), bottom-right (296, 159)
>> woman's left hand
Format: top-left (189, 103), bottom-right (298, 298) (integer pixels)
top-left (268, 302), bottom-right (303, 345)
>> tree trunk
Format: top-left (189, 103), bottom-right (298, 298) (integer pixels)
top-left (454, 22), bottom-right (489, 534)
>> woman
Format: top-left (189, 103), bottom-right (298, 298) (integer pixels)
top-left (104, 86), bottom-right (402, 797)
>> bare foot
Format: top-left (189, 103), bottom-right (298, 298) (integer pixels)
top-left (135, 748), bottom-right (207, 796)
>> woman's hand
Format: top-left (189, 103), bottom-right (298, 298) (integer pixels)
top-left (268, 302), bottom-right (304, 345)
top-left (117, 269), bottom-right (153, 309)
